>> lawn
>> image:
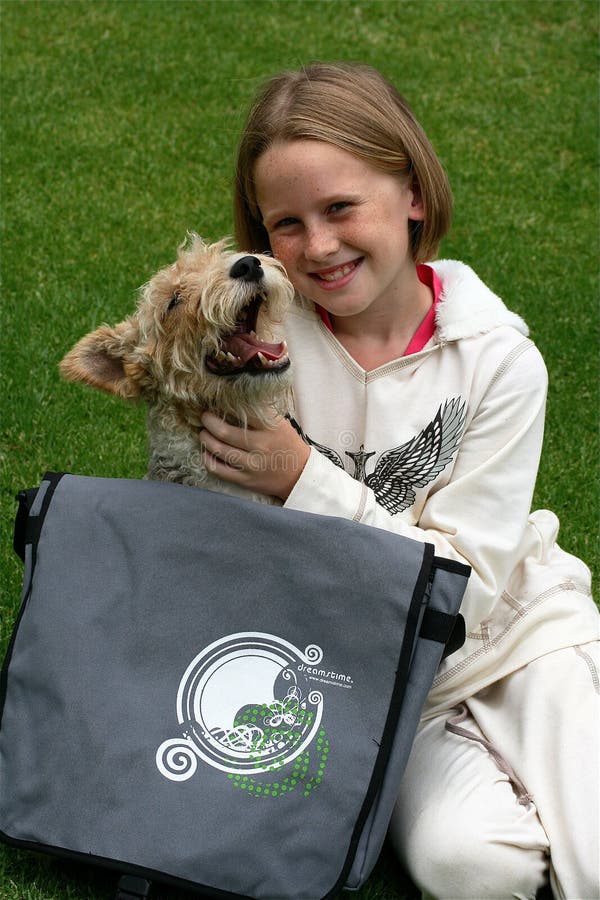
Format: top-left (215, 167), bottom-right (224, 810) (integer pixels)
top-left (1, 1), bottom-right (598, 898)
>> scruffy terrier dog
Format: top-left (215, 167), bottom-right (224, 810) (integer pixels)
top-left (60, 234), bottom-right (294, 503)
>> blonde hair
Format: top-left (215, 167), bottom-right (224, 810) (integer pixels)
top-left (234, 62), bottom-right (452, 264)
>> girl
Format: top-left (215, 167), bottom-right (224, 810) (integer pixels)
top-left (199, 63), bottom-right (599, 899)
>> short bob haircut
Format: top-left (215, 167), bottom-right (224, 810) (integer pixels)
top-left (234, 62), bottom-right (452, 264)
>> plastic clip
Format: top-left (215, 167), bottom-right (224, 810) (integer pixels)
top-left (115, 875), bottom-right (152, 900)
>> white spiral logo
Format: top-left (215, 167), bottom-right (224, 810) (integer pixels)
top-left (304, 644), bottom-right (323, 664)
top-left (338, 429), bottom-right (357, 449)
top-left (156, 739), bottom-right (198, 782)
top-left (156, 633), bottom-right (326, 780)
top-left (308, 690), bottom-right (324, 706)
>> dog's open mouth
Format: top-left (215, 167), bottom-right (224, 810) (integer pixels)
top-left (204, 295), bottom-right (290, 376)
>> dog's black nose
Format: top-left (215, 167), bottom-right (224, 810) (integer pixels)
top-left (229, 255), bottom-right (263, 283)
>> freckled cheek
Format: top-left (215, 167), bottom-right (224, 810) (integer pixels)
top-left (268, 237), bottom-right (302, 275)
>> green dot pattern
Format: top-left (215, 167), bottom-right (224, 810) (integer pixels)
top-left (228, 728), bottom-right (330, 801)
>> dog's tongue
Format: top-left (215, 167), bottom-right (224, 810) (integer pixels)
top-left (222, 333), bottom-right (287, 364)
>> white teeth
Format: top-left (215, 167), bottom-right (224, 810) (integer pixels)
top-left (319, 263), bottom-right (355, 282)
top-left (257, 351), bottom-right (289, 369)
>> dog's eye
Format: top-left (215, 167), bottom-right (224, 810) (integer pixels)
top-left (167, 292), bottom-right (181, 312)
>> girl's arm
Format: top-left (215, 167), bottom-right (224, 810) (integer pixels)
top-left (283, 343), bottom-right (549, 629)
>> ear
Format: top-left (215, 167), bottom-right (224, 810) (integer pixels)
top-left (408, 180), bottom-right (425, 221)
top-left (59, 319), bottom-right (144, 400)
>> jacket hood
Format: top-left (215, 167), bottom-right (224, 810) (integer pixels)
top-left (430, 260), bottom-right (529, 342)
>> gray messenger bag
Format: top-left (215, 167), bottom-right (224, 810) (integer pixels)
top-left (0, 472), bottom-right (469, 900)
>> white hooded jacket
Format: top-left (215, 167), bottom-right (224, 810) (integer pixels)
top-left (282, 260), bottom-right (598, 717)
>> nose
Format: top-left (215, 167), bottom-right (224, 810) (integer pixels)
top-left (229, 255), bottom-right (263, 283)
top-left (304, 223), bottom-right (339, 262)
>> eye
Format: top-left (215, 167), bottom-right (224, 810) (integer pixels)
top-left (167, 291), bottom-right (181, 312)
top-left (328, 201), bottom-right (351, 214)
top-left (273, 216), bottom-right (300, 229)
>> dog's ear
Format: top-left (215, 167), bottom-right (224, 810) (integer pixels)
top-left (59, 319), bottom-right (145, 400)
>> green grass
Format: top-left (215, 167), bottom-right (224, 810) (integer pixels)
top-left (0, 1), bottom-right (598, 897)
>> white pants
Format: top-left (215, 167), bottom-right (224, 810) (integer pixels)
top-left (389, 642), bottom-right (600, 900)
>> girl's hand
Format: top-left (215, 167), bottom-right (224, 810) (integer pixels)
top-left (198, 411), bottom-right (311, 501)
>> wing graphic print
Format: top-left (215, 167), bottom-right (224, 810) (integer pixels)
top-left (364, 397), bottom-right (466, 514)
top-left (285, 415), bottom-right (345, 469)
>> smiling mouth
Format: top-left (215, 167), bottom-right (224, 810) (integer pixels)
top-left (310, 258), bottom-right (362, 284)
top-left (204, 295), bottom-right (290, 377)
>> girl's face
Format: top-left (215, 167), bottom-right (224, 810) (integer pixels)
top-left (254, 140), bottom-right (425, 323)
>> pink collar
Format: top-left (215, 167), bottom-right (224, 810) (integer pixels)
top-left (315, 264), bottom-right (441, 356)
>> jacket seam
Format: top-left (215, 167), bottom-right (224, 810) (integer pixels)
top-left (574, 645), bottom-right (600, 695)
top-left (364, 348), bottom-right (437, 382)
top-left (432, 581), bottom-right (589, 686)
top-left (319, 323), bottom-right (437, 384)
top-left (353, 484), bottom-right (368, 522)
top-left (489, 338), bottom-right (534, 388)
top-left (320, 325), bottom-right (368, 382)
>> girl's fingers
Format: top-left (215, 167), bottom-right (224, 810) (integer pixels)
top-left (200, 411), bottom-right (266, 451)
top-left (198, 412), bottom-right (310, 500)
top-left (203, 449), bottom-right (244, 479)
top-left (198, 429), bottom-right (245, 470)
top-left (199, 412), bottom-right (243, 444)
top-left (199, 428), bottom-right (268, 477)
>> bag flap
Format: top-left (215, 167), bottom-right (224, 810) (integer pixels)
top-left (1, 474), bottom-right (468, 899)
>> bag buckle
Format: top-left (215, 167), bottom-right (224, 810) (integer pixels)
top-left (116, 875), bottom-right (152, 900)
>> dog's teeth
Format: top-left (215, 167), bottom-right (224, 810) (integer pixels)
top-left (257, 352), bottom-right (268, 366)
top-left (250, 330), bottom-right (257, 339)
top-left (226, 352), bottom-right (238, 362)
top-left (216, 350), bottom-right (227, 361)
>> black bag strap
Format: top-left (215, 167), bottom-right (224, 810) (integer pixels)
top-left (13, 488), bottom-right (39, 561)
top-left (3, 474), bottom-right (67, 734)
top-left (13, 472), bottom-right (65, 563)
top-left (432, 555), bottom-right (471, 577)
top-left (115, 875), bottom-right (152, 900)
top-left (420, 608), bottom-right (466, 659)
top-left (418, 554), bottom-right (469, 659)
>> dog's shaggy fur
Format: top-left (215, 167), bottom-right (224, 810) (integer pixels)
top-left (60, 235), bottom-right (294, 502)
